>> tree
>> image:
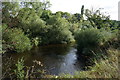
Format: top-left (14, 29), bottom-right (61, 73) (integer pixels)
top-left (2, 24), bottom-right (32, 53)
top-left (85, 8), bottom-right (111, 29)
top-left (40, 10), bottom-right (52, 21)
top-left (2, 2), bottom-right (20, 27)
top-left (73, 13), bottom-right (81, 22)
top-left (17, 8), bottom-right (47, 38)
top-left (42, 0), bottom-right (51, 10)
top-left (80, 5), bottom-right (84, 23)
top-left (44, 15), bottom-right (74, 44)
top-left (21, 1), bottom-right (43, 17)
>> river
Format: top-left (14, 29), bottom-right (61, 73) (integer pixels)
top-left (3, 43), bottom-right (86, 76)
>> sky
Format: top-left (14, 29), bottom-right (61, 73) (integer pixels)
top-left (49, 0), bottom-right (120, 20)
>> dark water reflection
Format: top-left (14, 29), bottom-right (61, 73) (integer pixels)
top-left (3, 43), bottom-right (85, 75)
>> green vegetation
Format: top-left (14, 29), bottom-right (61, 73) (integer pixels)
top-left (76, 28), bottom-right (104, 49)
top-left (75, 28), bottom-right (116, 56)
top-left (2, 0), bottom-right (120, 79)
top-left (2, 24), bottom-right (32, 53)
top-left (2, 1), bottom-right (76, 52)
top-left (14, 58), bottom-right (25, 79)
top-left (2, 1), bottom-right (120, 53)
top-left (45, 15), bottom-right (74, 44)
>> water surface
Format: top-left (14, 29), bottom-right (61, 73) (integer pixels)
top-left (3, 43), bottom-right (85, 75)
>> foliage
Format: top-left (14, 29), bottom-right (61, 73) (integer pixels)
top-left (85, 8), bottom-right (111, 29)
top-left (2, 25), bottom-right (32, 53)
top-left (42, 0), bottom-right (51, 10)
top-left (31, 37), bottom-right (40, 46)
top-left (22, 1), bottom-right (43, 17)
top-left (2, 57), bottom-right (45, 79)
top-left (14, 58), bottom-right (25, 79)
top-left (75, 28), bottom-right (114, 53)
top-left (0, 25), bottom-right (2, 54)
top-left (75, 28), bottom-right (100, 49)
top-left (44, 15), bottom-right (74, 44)
top-left (73, 13), bottom-right (81, 22)
top-left (69, 23), bottom-right (80, 35)
top-left (17, 8), bottom-right (47, 43)
top-left (55, 11), bottom-right (73, 23)
top-left (2, 2), bottom-right (120, 79)
top-left (2, 2), bottom-right (20, 27)
top-left (40, 10), bottom-right (52, 21)
top-left (118, 30), bottom-right (120, 41)
top-left (109, 29), bottom-right (120, 49)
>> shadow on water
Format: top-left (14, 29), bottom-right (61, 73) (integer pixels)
top-left (76, 46), bottom-right (108, 70)
top-left (2, 43), bottom-right (90, 75)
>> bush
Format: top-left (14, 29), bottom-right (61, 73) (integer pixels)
top-left (75, 28), bottom-right (102, 50)
top-left (3, 25), bottom-right (32, 53)
top-left (75, 28), bottom-right (114, 54)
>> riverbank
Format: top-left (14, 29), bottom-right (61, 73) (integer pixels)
top-left (45, 48), bottom-right (120, 78)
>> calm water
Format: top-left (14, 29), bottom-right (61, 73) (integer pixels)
top-left (3, 43), bottom-right (85, 75)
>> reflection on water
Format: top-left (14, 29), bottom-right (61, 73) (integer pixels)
top-left (3, 43), bottom-right (85, 75)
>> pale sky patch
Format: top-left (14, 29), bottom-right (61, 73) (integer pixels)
top-left (50, 0), bottom-right (119, 20)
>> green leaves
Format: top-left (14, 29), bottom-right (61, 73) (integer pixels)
top-left (14, 57), bottom-right (25, 79)
top-left (85, 9), bottom-right (111, 29)
top-left (75, 28), bottom-right (114, 54)
top-left (3, 25), bottom-right (32, 53)
top-left (2, 2), bottom-right (20, 26)
top-left (44, 15), bottom-right (74, 44)
top-left (41, 10), bottom-right (52, 21)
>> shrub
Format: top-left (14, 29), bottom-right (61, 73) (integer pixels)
top-left (75, 28), bottom-right (102, 50)
top-left (3, 25), bottom-right (32, 53)
top-left (75, 28), bottom-right (114, 54)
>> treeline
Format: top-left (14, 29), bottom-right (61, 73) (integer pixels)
top-left (2, 1), bottom-right (120, 53)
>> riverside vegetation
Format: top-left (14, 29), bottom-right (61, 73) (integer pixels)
top-left (1, 0), bottom-right (120, 79)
